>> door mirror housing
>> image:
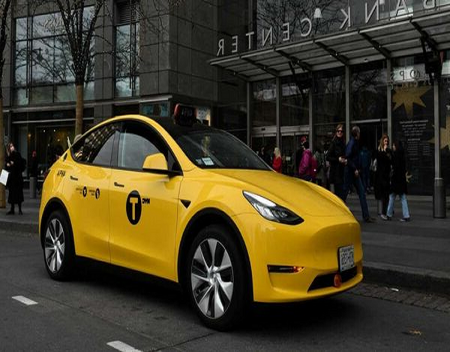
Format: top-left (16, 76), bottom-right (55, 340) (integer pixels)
top-left (142, 153), bottom-right (182, 177)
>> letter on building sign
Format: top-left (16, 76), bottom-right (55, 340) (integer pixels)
top-left (262, 27), bottom-right (273, 47)
top-left (282, 23), bottom-right (290, 42)
top-left (217, 38), bottom-right (224, 56)
top-left (340, 7), bottom-right (351, 29)
top-left (395, 0), bottom-right (408, 16)
top-left (365, 1), bottom-right (379, 23)
top-left (232, 35), bottom-right (238, 54)
top-left (423, 0), bottom-right (436, 9)
top-left (246, 31), bottom-right (255, 50)
top-left (300, 18), bottom-right (312, 37)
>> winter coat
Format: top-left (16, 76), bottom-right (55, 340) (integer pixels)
top-left (299, 149), bottom-right (314, 180)
top-left (390, 149), bottom-right (408, 195)
top-left (5, 151), bottom-right (24, 204)
top-left (327, 137), bottom-right (346, 184)
top-left (374, 148), bottom-right (392, 200)
top-left (272, 156), bottom-right (282, 173)
top-left (345, 137), bottom-right (361, 172)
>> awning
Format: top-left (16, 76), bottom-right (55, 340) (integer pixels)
top-left (209, 9), bottom-right (450, 81)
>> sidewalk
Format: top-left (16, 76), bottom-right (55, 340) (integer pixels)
top-left (1, 189), bottom-right (449, 296)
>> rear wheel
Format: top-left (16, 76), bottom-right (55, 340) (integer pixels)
top-left (43, 210), bottom-right (75, 280)
top-left (186, 224), bottom-right (248, 330)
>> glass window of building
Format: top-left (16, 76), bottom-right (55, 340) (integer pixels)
top-left (115, 0), bottom-right (140, 98)
top-left (252, 79), bottom-right (277, 127)
top-left (281, 74), bottom-right (310, 126)
top-left (391, 55), bottom-right (435, 195)
top-left (13, 9), bottom-right (95, 106)
top-left (313, 68), bottom-right (345, 153)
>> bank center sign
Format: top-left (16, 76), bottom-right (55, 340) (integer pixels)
top-left (217, 0), bottom-right (440, 57)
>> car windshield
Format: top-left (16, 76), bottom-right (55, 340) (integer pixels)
top-left (175, 129), bottom-right (270, 170)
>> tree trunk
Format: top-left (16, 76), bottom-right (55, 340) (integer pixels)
top-left (75, 84), bottom-right (84, 137)
top-left (0, 98), bottom-right (5, 208)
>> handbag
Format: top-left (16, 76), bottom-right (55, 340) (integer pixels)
top-left (0, 169), bottom-right (9, 186)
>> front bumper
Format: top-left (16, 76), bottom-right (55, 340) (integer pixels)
top-left (233, 213), bottom-right (363, 303)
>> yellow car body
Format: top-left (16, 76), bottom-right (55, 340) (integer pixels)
top-left (39, 114), bottom-right (363, 329)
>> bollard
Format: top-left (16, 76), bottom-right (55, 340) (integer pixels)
top-left (433, 178), bottom-right (446, 218)
top-left (30, 176), bottom-right (37, 199)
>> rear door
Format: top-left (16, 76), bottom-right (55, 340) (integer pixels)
top-left (67, 123), bottom-right (120, 262)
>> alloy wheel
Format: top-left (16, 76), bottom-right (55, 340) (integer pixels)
top-left (190, 238), bottom-right (234, 319)
top-left (44, 218), bottom-right (66, 273)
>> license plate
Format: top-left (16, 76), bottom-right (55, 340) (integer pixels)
top-left (338, 245), bottom-right (355, 272)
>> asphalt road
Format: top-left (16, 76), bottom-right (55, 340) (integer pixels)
top-left (1, 229), bottom-right (449, 352)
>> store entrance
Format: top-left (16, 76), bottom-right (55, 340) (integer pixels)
top-left (252, 125), bottom-right (309, 175)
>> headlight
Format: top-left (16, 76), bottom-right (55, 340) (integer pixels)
top-left (243, 191), bottom-right (303, 225)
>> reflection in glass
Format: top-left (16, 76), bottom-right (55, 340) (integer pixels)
top-left (281, 75), bottom-right (310, 126)
top-left (253, 79), bottom-right (276, 127)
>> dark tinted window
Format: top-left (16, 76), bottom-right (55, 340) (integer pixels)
top-left (117, 121), bottom-right (177, 171)
top-left (72, 123), bottom-right (119, 166)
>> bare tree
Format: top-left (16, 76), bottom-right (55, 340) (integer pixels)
top-left (0, 0), bottom-right (12, 208)
top-left (52, 0), bottom-right (104, 137)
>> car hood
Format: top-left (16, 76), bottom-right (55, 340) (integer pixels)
top-left (208, 169), bottom-right (351, 217)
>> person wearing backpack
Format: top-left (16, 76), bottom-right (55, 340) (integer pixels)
top-left (4, 142), bottom-right (24, 215)
top-left (299, 141), bottom-right (316, 182)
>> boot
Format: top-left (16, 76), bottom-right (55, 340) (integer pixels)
top-left (18, 203), bottom-right (23, 215)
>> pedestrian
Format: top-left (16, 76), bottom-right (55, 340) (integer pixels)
top-left (314, 145), bottom-right (326, 186)
top-left (260, 146), bottom-right (271, 165)
top-left (299, 141), bottom-right (316, 181)
top-left (5, 142), bottom-right (24, 215)
top-left (295, 136), bottom-right (306, 177)
top-left (272, 147), bottom-right (282, 173)
top-left (385, 140), bottom-right (411, 222)
top-left (343, 126), bottom-right (375, 223)
top-left (327, 124), bottom-right (347, 200)
top-left (374, 134), bottom-right (392, 220)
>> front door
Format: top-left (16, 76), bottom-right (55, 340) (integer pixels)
top-left (109, 121), bottom-right (182, 280)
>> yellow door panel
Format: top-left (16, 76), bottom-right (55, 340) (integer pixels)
top-left (65, 163), bottom-right (111, 262)
top-left (109, 169), bottom-right (181, 280)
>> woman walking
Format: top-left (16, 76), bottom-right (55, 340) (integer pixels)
top-left (272, 147), bottom-right (282, 173)
top-left (5, 142), bottom-right (24, 215)
top-left (385, 141), bottom-right (410, 222)
top-left (327, 124), bottom-right (347, 200)
top-left (374, 134), bottom-right (392, 220)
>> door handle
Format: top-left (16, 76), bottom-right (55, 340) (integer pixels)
top-left (70, 176), bottom-right (78, 181)
top-left (114, 182), bottom-right (125, 188)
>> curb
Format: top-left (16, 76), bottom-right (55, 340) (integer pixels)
top-left (363, 261), bottom-right (450, 297)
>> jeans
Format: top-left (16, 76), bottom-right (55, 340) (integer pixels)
top-left (343, 168), bottom-right (370, 220)
top-left (387, 193), bottom-right (410, 219)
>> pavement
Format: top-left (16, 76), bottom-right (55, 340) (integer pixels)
top-left (0, 188), bottom-right (449, 297)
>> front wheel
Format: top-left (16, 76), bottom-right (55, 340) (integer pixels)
top-left (43, 210), bottom-right (75, 281)
top-left (186, 224), bottom-right (248, 330)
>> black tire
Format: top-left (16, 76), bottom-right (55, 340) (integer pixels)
top-left (43, 210), bottom-right (75, 281)
top-left (185, 224), bottom-right (248, 331)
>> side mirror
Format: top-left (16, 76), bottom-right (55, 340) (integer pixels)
top-left (142, 153), bottom-right (168, 171)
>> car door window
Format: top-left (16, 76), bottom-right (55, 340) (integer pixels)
top-left (117, 121), bottom-right (177, 171)
top-left (72, 123), bottom-right (120, 166)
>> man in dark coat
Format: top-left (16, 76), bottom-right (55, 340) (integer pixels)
top-left (5, 142), bottom-right (24, 215)
top-left (343, 126), bottom-right (375, 223)
top-left (327, 124), bottom-right (346, 200)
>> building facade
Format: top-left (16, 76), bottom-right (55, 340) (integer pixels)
top-left (2, 0), bottom-right (450, 197)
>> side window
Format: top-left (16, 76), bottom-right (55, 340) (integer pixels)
top-left (118, 121), bottom-right (173, 171)
top-left (72, 123), bottom-right (119, 166)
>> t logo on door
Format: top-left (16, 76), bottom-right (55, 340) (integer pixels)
top-left (126, 190), bottom-right (142, 225)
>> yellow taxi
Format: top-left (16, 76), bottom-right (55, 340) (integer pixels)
top-left (39, 105), bottom-right (363, 330)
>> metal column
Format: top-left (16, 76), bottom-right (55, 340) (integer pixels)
top-left (247, 81), bottom-right (252, 146)
top-left (433, 80), bottom-right (446, 218)
top-left (276, 76), bottom-right (281, 148)
top-left (387, 60), bottom-right (392, 139)
top-left (345, 66), bottom-right (351, 141)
